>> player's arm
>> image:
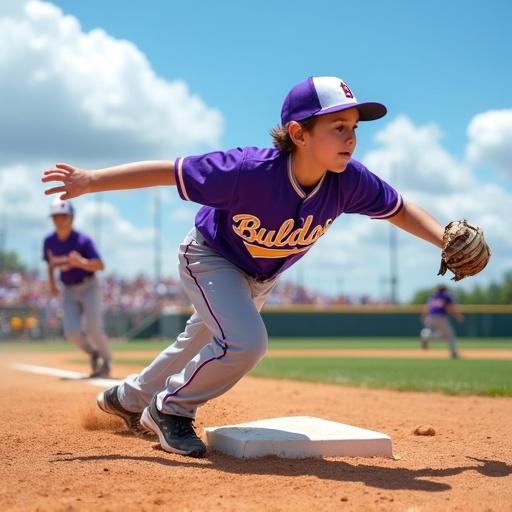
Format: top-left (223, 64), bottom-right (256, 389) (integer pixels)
top-left (42, 161), bottom-right (176, 200)
top-left (446, 303), bottom-right (464, 323)
top-left (68, 251), bottom-right (105, 272)
top-left (46, 264), bottom-right (59, 297)
top-left (387, 201), bottom-right (444, 248)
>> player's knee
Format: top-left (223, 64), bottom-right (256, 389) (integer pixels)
top-left (87, 325), bottom-right (106, 341)
top-left (241, 327), bottom-right (268, 365)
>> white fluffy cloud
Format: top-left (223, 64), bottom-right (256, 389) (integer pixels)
top-left (0, 0), bottom-right (223, 164)
top-left (363, 115), bottom-right (475, 194)
top-left (0, 165), bottom-right (48, 235)
top-left (0, 0), bottom-right (222, 277)
top-left (466, 109), bottom-right (512, 176)
top-left (74, 200), bottom-right (160, 275)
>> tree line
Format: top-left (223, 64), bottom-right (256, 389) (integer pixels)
top-left (410, 271), bottom-right (512, 305)
top-left (0, 250), bottom-right (26, 273)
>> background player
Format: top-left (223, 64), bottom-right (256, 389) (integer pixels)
top-left (420, 284), bottom-right (464, 359)
top-left (41, 76), bottom-right (488, 458)
top-left (44, 199), bottom-right (111, 377)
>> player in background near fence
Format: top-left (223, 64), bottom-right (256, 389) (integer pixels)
top-left (420, 285), bottom-right (464, 359)
top-left (43, 199), bottom-right (111, 377)
top-left (42, 75), bottom-right (488, 458)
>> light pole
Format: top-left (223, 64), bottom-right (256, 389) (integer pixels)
top-left (388, 166), bottom-right (399, 304)
top-left (389, 224), bottom-right (399, 304)
top-left (0, 215), bottom-right (6, 272)
top-left (94, 195), bottom-right (102, 250)
top-left (154, 189), bottom-right (162, 283)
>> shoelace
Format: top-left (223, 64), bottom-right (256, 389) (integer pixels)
top-left (171, 416), bottom-right (198, 438)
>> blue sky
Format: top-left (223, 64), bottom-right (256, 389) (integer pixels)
top-left (52, 0), bottom-right (512, 157)
top-left (1, 0), bottom-right (511, 301)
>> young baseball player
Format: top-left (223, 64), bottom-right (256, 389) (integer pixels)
top-left (44, 199), bottom-right (111, 377)
top-left (420, 285), bottom-right (464, 358)
top-left (42, 76), bottom-right (488, 458)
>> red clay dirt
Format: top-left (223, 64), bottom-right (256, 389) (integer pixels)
top-left (1, 349), bottom-right (511, 512)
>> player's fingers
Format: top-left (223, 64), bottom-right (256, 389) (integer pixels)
top-left (55, 163), bottom-right (75, 173)
top-left (60, 192), bottom-right (76, 200)
top-left (42, 168), bottom-right (66, 175)
top-left (41, 172), bottom-right (68, 183)
top-left (42, 166), bottom-right (70, 176)
top-left (44, 186), bottom-right (67, 196)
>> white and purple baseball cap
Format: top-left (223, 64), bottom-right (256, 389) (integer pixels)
top-left (49, 198), bottom-right (74, 216)
top-left (281, 76), bottom-right (387, 125)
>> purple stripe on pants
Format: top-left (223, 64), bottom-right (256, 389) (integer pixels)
top-left (163, 241), bottom-right (228, 403)
top-left (183, 240), bottom-right (226, 340)
top-left (166, 341), bottom-right (227, 399)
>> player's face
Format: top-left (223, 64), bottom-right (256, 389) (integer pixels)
top-left (52, 214), bottom-right (73, 234)
top-left (305, 109), bottom-right (359, 172)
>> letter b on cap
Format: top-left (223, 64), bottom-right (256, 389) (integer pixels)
top-left (340, 81), bottom-right (354, 99)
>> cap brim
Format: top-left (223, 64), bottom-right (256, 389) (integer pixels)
top-left (50, 211), bottom-right (73, 217)
top-left (314, 101), bottom-right (387, 121)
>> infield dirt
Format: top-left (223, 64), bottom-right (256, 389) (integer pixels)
top-left (1, 350), bottom-right (511, 511)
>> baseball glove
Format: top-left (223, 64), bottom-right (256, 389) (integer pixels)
top-left (437, 220), bottom-right (491, 281)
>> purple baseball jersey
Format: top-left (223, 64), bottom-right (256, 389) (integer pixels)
top-left (175, 147), bottom-right (403, 280)
top-left (427, 290), bottom-right (454, 315)
top-left (43, 230), bottom-right (101, 285)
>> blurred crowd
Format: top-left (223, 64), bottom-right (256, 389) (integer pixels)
top-left (0, 270), bottom-right (389, 312)
top-left (266, 280), bottom-right (390, 307)
top-left (0, 270), bottom-right (391, 339)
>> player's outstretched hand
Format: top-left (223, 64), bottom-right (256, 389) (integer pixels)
top-left (42, 163), bottom-right (91, 200)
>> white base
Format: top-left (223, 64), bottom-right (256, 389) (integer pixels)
top-left (205, 416), bottom-right (393, 459)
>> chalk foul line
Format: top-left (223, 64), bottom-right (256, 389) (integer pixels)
top-left (9, 363), bottom-right (122, 388)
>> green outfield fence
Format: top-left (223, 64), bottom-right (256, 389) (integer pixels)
top-left (1, 305), bottom-right (511, 340)
top-left (120, 305), bottom-right (512, 339)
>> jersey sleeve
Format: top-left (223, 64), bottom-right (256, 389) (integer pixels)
top-left (42, 238), bottom-right (49, 262)
top-left (344, 162), bottom-right (404, 219)
top-left (81, 236), bottom-right (101, 260)
top-left (174, 148), bottom-right (244, 209)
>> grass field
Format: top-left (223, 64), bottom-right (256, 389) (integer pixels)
top-left (251, 357), bottom-right (512, 397)
top-left (2, 337), bottom-right (511, 352)
top-left (2, 337), bottom-right (512, 397)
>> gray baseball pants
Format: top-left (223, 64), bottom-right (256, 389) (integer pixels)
top-left (119, 227), bottom-right (277, 418)
top-left (62, 275), bottom-right (111, 363)
top-left (422, 314), bottom-right (459, 357)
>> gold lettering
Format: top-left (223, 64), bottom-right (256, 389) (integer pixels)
top-left (297, 215), bottom-right (314, 245)
top-left (304, 225), bottom-right (324, 244)
top-left (232, 213), bottom-right (335, 258)
top-left (274, 219), bottom-right (295, 246)
top-left (232, 214), bottom-right (260, 243)
top-left (254, 228), bottom-right (267, 244)
top-left (262, 230), bottom-right (277, 247)
top-left (287, 227), bottom-right (302, 246)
